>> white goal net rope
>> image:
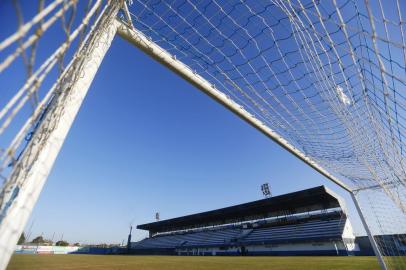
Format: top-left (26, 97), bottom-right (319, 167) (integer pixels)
top-left (0, 0), bottom-right (106, 191)
top-left (1, 0), bottom-right (406, 269)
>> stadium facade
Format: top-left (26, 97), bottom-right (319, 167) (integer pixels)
top-left (131, 186), bottom-right (359, 256)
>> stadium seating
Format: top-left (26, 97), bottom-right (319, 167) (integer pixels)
top-left (132, 216), bottom-right (346, 250)
top-left (131, 187), bottom-right (357, 256)
top-left (133, 228), bottom-right (243, 249)
top-left (242, 219), bottom-right (345, 244)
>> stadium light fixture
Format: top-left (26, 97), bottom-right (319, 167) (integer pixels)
top-left (261, 183), bottom-right (272, 198)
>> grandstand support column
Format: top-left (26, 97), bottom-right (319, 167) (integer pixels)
top-left (350, 192), bottom-right (387, 270)
top-left (116, 22), bottom-right (352, 193)
top-left (0, 2), bottom-right (121, 270)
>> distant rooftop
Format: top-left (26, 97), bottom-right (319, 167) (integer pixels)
top-left (137, 186), bottom-right (343, 234)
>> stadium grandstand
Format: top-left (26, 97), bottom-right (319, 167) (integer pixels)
top-left (131, 186), bottom-right (358, 256)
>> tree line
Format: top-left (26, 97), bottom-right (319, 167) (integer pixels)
top-left (17, 232), bottom-right (79, 246)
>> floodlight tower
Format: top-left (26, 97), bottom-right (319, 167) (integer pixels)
top-left (261, 183), bottom-right (272, 198)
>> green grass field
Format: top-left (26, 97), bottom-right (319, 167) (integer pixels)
top-left (7, 255), bottom-right (380, 270)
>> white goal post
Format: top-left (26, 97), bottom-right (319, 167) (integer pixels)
top-left (0, 1), bottom-right (121, 269)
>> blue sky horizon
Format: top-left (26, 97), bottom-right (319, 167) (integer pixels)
top-left (22, 34), bottom-right (365, 245)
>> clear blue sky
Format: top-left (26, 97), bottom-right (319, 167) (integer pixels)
top-left (0, 0), bottom-right (378, 246)
top-left (23, 34), bottom-right (365, 245)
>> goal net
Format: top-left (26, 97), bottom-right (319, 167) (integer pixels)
top-left (1, 1), bottom-right (406, 269)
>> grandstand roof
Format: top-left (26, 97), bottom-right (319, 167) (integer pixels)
top-left (137, 186), bottom-right (343, 233)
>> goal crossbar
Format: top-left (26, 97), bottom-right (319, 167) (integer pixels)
top-left (116, 22), bottom-right (352, 193)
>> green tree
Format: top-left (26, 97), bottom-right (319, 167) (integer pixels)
top-left (17, 233), bottom-right (26, 245)
top-left (55, 240), bottom-right (69, 246)
top-left (31, 236), bottom-right (44, 244)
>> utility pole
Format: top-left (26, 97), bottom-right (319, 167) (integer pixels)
top-left (127, 225), bottom-right (132, 253)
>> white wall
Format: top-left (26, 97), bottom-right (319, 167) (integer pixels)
top-left (15, 245), bottom-right (80, 254)
top-left (176, 241), bottom-right (349, 255)
top-left (342, 219), bottom-right (360, 252)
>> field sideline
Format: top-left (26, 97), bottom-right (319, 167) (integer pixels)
top-left (7, 255), bottom-right (380, 270)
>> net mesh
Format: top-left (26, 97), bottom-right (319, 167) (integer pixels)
top-left (128, 0), bottom-right (406, 195)
top-left (0, 1), bottom-right (120, 267)
top-left (355, 188), bottom-right (406, 268)
top-left (1, 0), bottom-right (406, 268)
top-left (0, 0), bottom-right (106, 182)
top-left (0, 0), bottom-right (110, 265)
